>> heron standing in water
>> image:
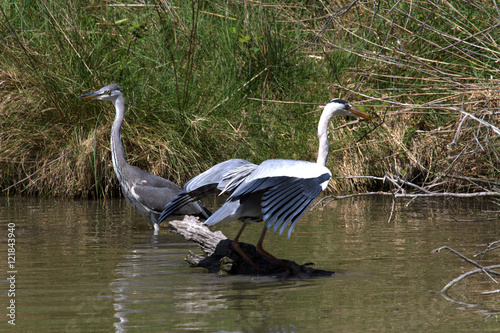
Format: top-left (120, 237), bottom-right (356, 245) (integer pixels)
top-left (78, 84), bottom-right (210, 232)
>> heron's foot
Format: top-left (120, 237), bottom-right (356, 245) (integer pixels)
top-left (256, 246), bottom-right (293, 272)
top-left (187, 239), bottom-right (334, 276)
top-left (232, 239), bottom-right (263, 274)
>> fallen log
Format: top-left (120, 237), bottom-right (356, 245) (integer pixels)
top-left (168, 216), bottom-right (334, 277)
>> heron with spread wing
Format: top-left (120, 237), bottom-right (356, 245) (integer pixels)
top-left (78, 84), bottom-right (210, 232)
top-left (157, 99), bottom-right (374, 273)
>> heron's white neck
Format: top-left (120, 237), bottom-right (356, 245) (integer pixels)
top-left (316, 109), bottom-right (334, 166)
top-left (110, 94), bottom-right (128, 182)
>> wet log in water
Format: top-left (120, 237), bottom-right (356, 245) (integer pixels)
top-left (168, 216), bottom-right (334, 277)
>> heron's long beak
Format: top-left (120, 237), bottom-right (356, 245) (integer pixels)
top-left (77, 90), bottom-right (103, 99)
top-left (350, 106), bottom-right (376, 121)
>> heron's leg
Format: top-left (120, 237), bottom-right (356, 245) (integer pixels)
top-left (231, 224), bottom-right (262, 274)
top-left (153, 222), bottom-right (160, 235)
top-left (256, 225), bottom-right (293, 272)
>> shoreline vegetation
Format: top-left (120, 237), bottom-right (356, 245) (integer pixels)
top-left (1, 1), bottom-right (499, 199)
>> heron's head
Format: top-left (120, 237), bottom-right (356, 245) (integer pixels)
top-left (78, 84), bottom-right (121, 102)
top-left (324, 99), bottom-right (375, 121)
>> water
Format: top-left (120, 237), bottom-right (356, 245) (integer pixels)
top-left (0, 196), bottom-right (498, 332)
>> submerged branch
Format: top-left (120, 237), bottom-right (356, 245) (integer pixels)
top-left (432, 246), bottom-right (500, 294)
top-left (438, 265), bottom-right (500, 294)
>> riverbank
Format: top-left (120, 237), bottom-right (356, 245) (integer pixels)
top-left (1, 1), bottom-right (498, 198)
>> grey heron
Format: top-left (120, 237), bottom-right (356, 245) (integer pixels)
top-left (78, 84), bottom-right (210, 232)
top-left (158, 99), bottom-right (374, 273)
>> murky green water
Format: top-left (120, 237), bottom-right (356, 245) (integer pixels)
top-left (0, 196), bottom-right (498, 332)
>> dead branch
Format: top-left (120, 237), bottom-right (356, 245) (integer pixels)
top-left (394, 192), bottom-right (500, 198)
top-left (438, 265), bottom-right (500, 294)
top-left (451, 108), bottom-right (500, 137)
top-left (432, 246), bottom-right (500, 294)
top-left (166, 215), bottom-right (334, 276)
top-left (325, 180), bottom-right (500, 200)
top-left (450, 217), bottom-right (500, 222)
top-left (474, 240), bottom-right (500, 260)
top-left (168, 215), bottom-right (227, 256)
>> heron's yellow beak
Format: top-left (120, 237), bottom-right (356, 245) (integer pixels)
top-left (350, 106), bottom-right (376, 121)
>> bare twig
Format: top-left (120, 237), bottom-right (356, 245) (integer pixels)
top-left (483, 289), bottom-right (500, 295)
top-left (337, 175), bottom-right (500, 198)
top-left (450, 113), bottom-right (470, 146)
top-left (321, 190), bottom-right (500, 202)
top-left (438, 265), bottom-right (500, 294)
top-left (433, 246), bottom-right (500, 294)
top-left (451, 107), bottom-right (500, 137)
top-left (450, 217), bottom-right (500, 223)
top-left (474, 240), bottom-right (500, 260)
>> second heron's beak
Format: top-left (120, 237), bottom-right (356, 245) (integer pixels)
top-left (350, 106), bottom-right (376, 121)
top-left (77, 89), bottom-right (104, 99)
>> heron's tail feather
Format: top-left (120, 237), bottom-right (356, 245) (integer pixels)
top-left (158, 192), bottom-right (195, 224)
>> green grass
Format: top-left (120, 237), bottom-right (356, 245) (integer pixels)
top-left (1, 0), bottom-right (499, 197)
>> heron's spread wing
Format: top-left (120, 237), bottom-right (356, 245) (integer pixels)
top-left (227, 159), bottom-right (332, 237)
top-left (184, 159), bottom-right (255, 193)
top-left (261, 174), bottom-right (330, 237)
top-left (230, 159), bottom-right (331, 198)
top-left (218, 163), bottom-right (258, 194)
top-left (158, 159), bottom-right (256, 224)
top-left (226, 174), bottom-right (330, 237)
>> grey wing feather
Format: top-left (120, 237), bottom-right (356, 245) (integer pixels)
top-left (158, 159), bottom-right (255, 224)
top-left (184, 159), bottom-right (255, 193)
top-left (261, 174), bottom-right (330, 237)
top-left (132, 183), bottom-right (209, 219)
top-left (132, 183), bottom-right (182, 213)
top-left (157, 192), bottom-right (196, 223)
top-left (229, 176), bottom-right (291, 200)
top-left (218, 163), bottom-right (258, 194)
top-left (229, 159), bottom-right (330, 199)
top-left (203, 200), bottom-right (242, 226)
top-left (127, 165), bottom-right (184, 213)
